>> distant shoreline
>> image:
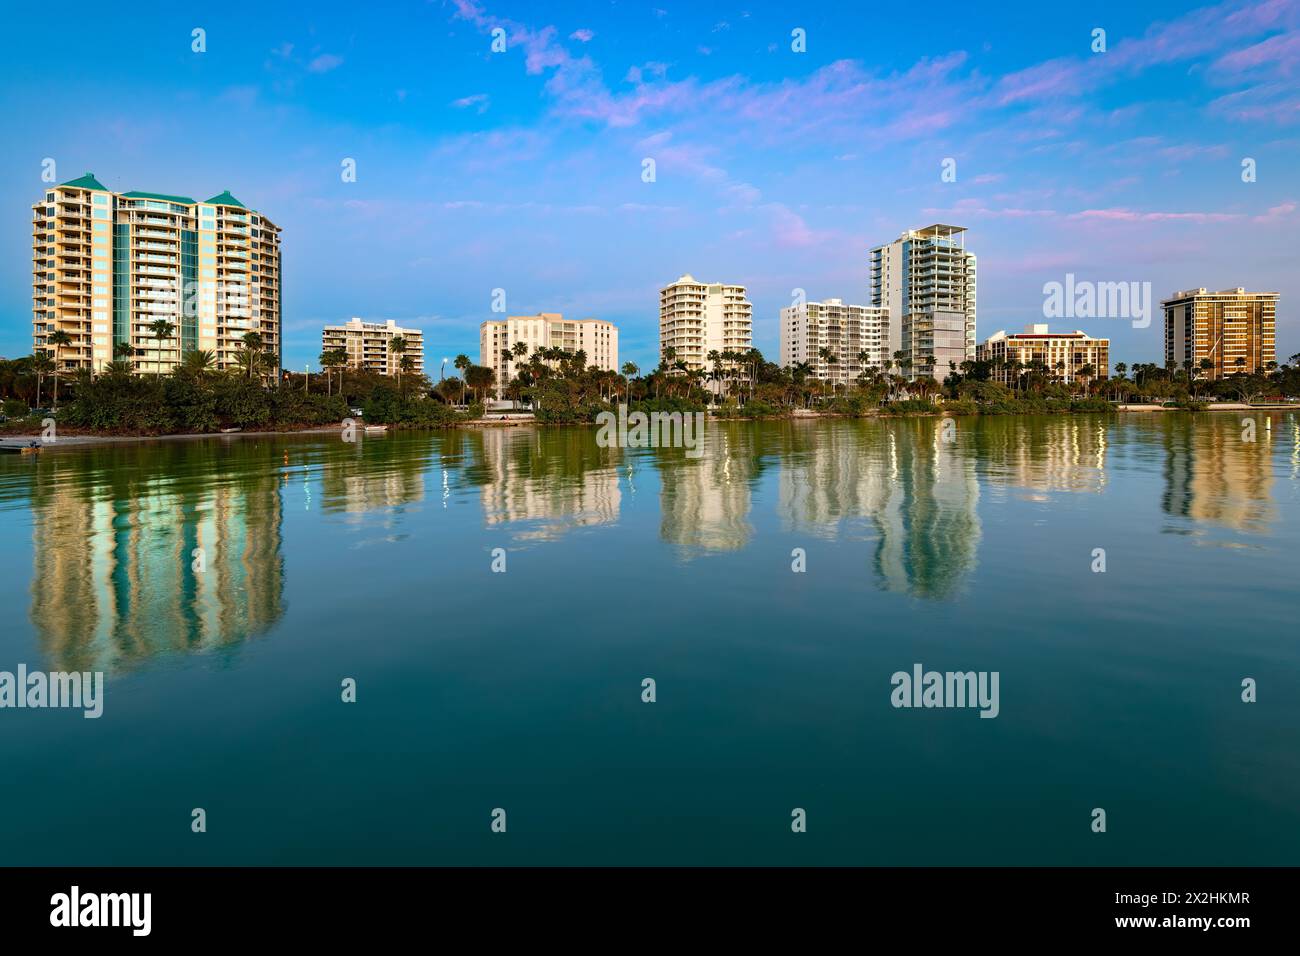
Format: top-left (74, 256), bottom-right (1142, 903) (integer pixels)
top-left (2, 402), bottom-right (1295, 452)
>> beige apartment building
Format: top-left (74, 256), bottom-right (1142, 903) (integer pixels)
top-left (779, 298), bottom-right (888, 386)
top-left (659, 275), bottom-right (753, 372)
top-left (870, 224), bottom-right (976, 380)
top-left (1162, 288), bottom-right (1277, 380)
top-left (977, 325), bottom-right (1110, 385)
top-left (322, 318), bottom-right (424, 376)
top-left (32, 172), bottom-right (281, 375)
top-left (480, 313), bottom-right (619, 391)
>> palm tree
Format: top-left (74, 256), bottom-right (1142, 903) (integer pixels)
top-left (454, 353), bottom-right (471, 404)
top-left (389, 335), bottom-right (407, 388)
top-left (30, 352), bottom-right (54, 409)
top-left (113, 341), bottom-right (136, 369)
top-left (181, 349), bottom-right (217, 380)
top-left (149, 319), bottom-right (176, 377)
top-left (398, 354), bottom-right (415, 399)
top-left (318, 350), bottom-right (339, 396)
top-left (46, 330), bottom-right (72, 408)
top-left (240, 331), bottom-right (264, 380)
top-left (621, 362), bottom-right (638, 402)
top-left (234, 344), bottom-right (265, 380)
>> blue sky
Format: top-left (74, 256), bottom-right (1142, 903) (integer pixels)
top-left (2, 0), bottom-right (1298, 373)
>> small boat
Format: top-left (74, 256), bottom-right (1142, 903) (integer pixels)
top-left (364, 424), bottom-right (388, 433)
top-left (220, 427), bottom-right (242, 434)
top-left (1, 442), bottom-right (42, 455)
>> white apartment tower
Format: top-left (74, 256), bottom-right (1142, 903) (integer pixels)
top-left (780, 298), bottom-right (887, 386)
top-left (869, 224), bottom-right (976, 380)
top-left (322, 318), bottom-right (424, 377)
top-left (480, 313), bottom-right (619, 390)
top-left (658, 275), bottom-right (752, 372)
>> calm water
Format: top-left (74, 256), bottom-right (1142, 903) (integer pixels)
top-left (1, 414), bottom-right (1297, 865)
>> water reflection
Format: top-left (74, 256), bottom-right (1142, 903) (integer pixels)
top-left (24, 442), bottom-right (285, 672)
top-left (473, 427), bottom-right (622, 542)
top-left (975, 417), bottom-right (1109, 495)
top-left (8, 413), bottom-right (1291, 670)
top-left (1162, 413), bottom-right (1277, 534)
top-left (658, 424), bottom-right (762, 554)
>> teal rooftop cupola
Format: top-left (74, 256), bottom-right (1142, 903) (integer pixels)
top-left (61, 172), bottom-right (108, 191)
top-left (205, 190), bottom-right (246, 208)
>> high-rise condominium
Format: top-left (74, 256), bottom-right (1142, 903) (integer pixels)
top-left (779, 298), bottom-right (888, 386)
top-left (1162, 288), bottom-right (1278, 380)
top-left (659, 275), bottom-right (752, 372)
top-left (32, 173), bottom-right (281, 375)
top-left (869, 224), bottom-right (976, 380)
top-left (977, 325), bottom-right (1110, 385)
top-left (322, 318), bottom-right (425, 377)
top-left (480, 313), bottom-right (619, 391)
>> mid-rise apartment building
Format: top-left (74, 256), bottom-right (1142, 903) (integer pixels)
top-left (658, 275), bottom-right (752, 372)
top-left (1162, 287), bottom-right (1278, 380)
top-left (779, 298), bottom-right (888, 385)
top-left (977, 325), bottom-right (1110, 385)
top-left (480, 313), bottom-right (619, 391)
top-left (32, 173), bottom-right (281, 375)
top-left (870, 224), bottom-right (976, 380)
top-left (322, 318), bottom-right (424, 377)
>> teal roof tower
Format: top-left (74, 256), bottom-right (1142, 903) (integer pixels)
top-left (205, 190), bottom-right (246, 208)
top-left (60, 172), bottom-right (108, 191)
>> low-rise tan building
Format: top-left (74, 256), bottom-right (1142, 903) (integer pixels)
top-left (480, 313), bottom-right (618, 392)
top-left (977, 324), bottom-right (1109, 385)
top-left (322, 318), bottom-right (424, 376)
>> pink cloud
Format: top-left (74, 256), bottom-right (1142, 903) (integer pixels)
top-left (1069, 207), bottom-right (1244, 223)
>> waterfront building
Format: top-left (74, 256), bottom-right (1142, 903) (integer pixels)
top-left (322, 318), bottom-right (424, 377)
top-left (480, 313), bottom-right (618, 393)
top-left (658, 275), bottom-right (752, 373)
top-left (977, 324), bottom-right (1110, 385)
top-left (869, 224), bottom-right (976, 380)
top-left (779, 297), bottom-right (888, 385)
top-left (32, 173), bottom-right (282, 375)
top-left (1161, 287), bottom-right (1278, 380)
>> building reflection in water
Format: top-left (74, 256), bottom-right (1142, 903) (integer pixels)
top-left (474, 427), bottom-right (621, 542)
top-left (318, 434), bottom-right (428, 520)
top-left (1162, 413), bottom-right (1278, 534)
top-left (974, 417), bottom-right (1109, 496)
top-left (657, 423), bottom-right (761, 555)
top-left (28, 442), bottom-right (285, 673)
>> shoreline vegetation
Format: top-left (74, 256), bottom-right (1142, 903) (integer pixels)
top-left (1, 343), bottom-right (1297, 442)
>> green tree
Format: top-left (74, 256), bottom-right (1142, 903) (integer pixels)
top-left (621, 361), bottom-right (638, 401)
top-left (149, 319), bottom-right (177, 377)
top-left (454, 353), bottom-right (471, 403)
top-left (30, 352), bottom-right (54, 409)
top-left (46, 329), bottom-right (72, 408)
